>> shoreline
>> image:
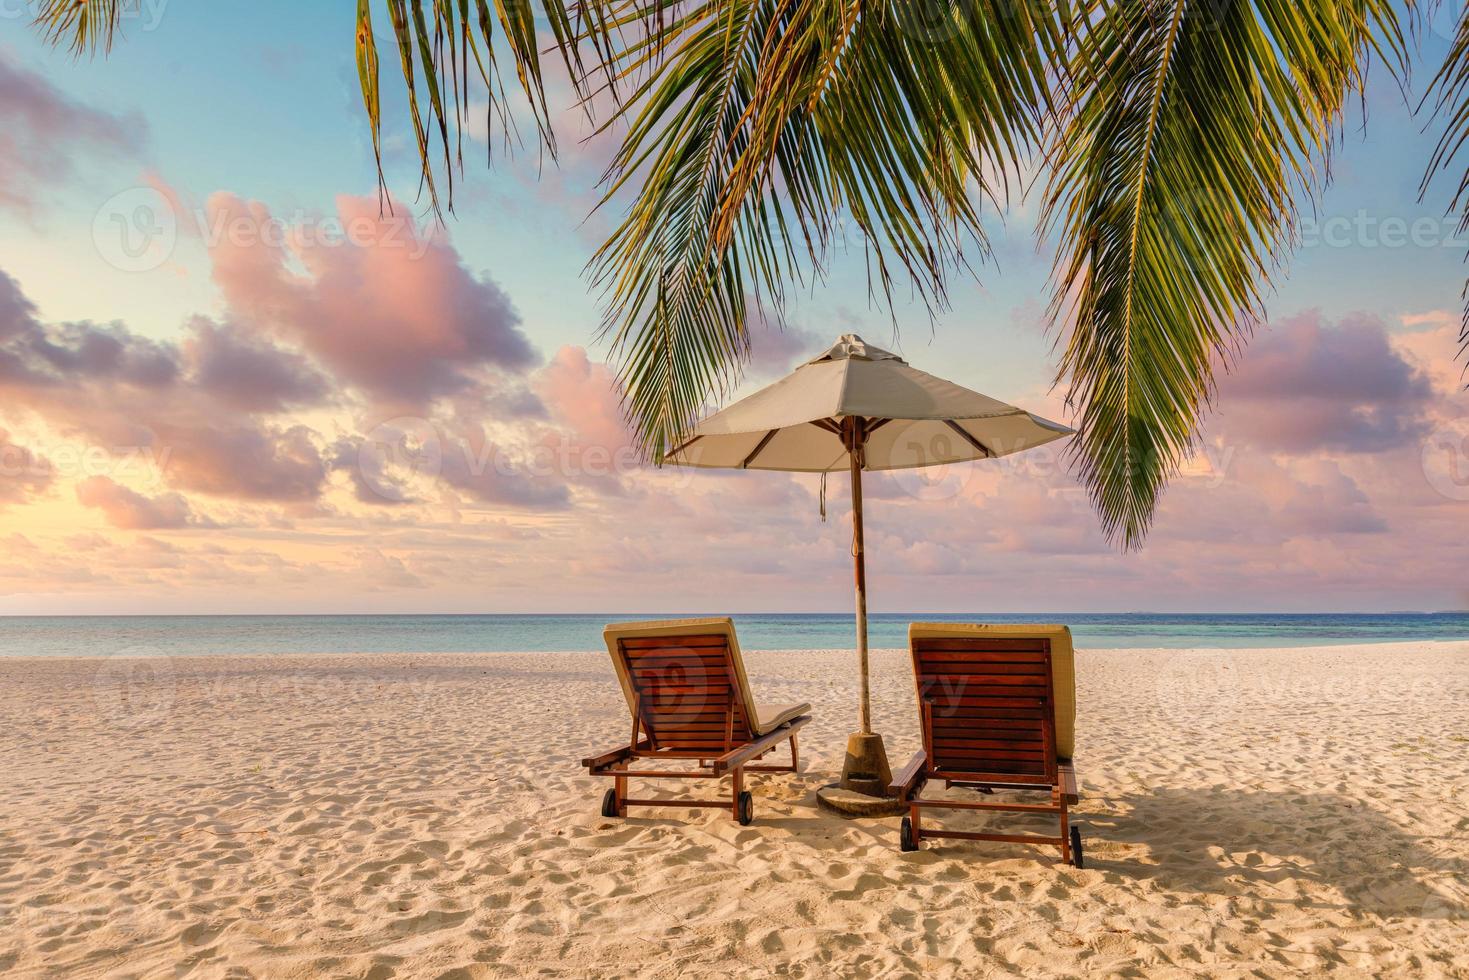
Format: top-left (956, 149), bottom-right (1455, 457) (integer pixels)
top-left (2, 637), bottom-right (1467, 662)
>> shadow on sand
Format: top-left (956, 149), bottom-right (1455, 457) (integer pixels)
top-left (1076, 787), bottom-right (1467, 920)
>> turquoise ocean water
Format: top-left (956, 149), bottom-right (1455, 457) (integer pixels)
top-left (1, 613), bottom-right (1467, 657)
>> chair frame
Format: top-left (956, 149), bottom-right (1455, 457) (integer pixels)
top-left (890, 635), bottom-right (1082, 866)
top-left (583, 630), bottom-right (810, 823)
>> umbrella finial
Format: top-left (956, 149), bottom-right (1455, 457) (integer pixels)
top-left (811, 334), bottom-right (904, 365)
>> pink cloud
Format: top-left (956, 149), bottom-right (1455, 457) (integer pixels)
top-left (434, 423), bottom-right (573, 510)
top-left (159, 423), bottom-right (325, 503)
top-left (535, 346), bottom-right (631, 451)
top-left (75, 476), bottom-right (216, 530)
top-left (208, 193), bottom-right (537, 406)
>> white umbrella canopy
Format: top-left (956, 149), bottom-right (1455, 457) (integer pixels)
top-left (666, 335), bottom-right (1072, 471)
top-left (663, 333), bottom-right (1073, 805)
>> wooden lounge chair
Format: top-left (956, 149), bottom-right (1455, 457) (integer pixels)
top-left (890, 624), bottom-right (1084, 867)
top-left (583, 618), bottom-right (812, 825)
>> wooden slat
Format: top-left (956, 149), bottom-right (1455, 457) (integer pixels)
top-left (629, 670), bottom-right (727, 683)
top-left (916, 664), bottom-right (1045, 678)
top-left (622, 636), bottom-right (729, 650)
top-left (926, 667), bottom-right (1049, 678)
top-left (933, 763), bottom-right (1050, 780)
top-left (648, 721), bottom-right (745, 734)
top-left (933, 737), bottom-right (1044, 751)
top-left (933, 728), bottom-right (1043, 743)
top-left (935, 746), bottom-right (1045, 761)
top-left (644, 718), bottom-right (734, 729)
top-left (626, 654), bottom-right (729, 668)
top-left (924, 698), bottom-right (1045, 713)
top-left (634, 683), bottom-right (730, 695)
top-left (918, 674), bottom-right (1048, 688)
top-left (919, 830), bottom-right (1065, 846)
top-left (916, 649), bottom-right (1048, 663)
top-left (654, 730), bottom-right (746, 741)
top-left (625, 652), bottom-right (728, 667)
top-left (655, 719), bottom-right (740, 728)
top-left (643, 712), bottom-right (743, 724)
top-left (930, 715), bottom-right (1042, 729)
top-left (640, 694), bottom-right (738, 706)
top-left (914, 638), bottom-right (1047, 652)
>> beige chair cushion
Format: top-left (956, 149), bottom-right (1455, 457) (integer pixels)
top-left (602, 618), bottom-right (806, 736)
top-left (908, 623), bottom-right (1076, 760)
top-left (756, 702), bottom-right (812, 733)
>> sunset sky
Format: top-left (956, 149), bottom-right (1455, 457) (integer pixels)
top-left (1, 4), bottom-right (1467, 615)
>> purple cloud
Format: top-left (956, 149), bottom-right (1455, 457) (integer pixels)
top-left (182, 316), bottom-right (331, 412)
top-left (0, 52), bottom-right (143, 215)
top-left (0, 270), bottom-right (329, 503)
top-left (1215, 312), bottom-right (1434, 454)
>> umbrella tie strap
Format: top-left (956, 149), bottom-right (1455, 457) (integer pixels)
top-left (818, 471), bottom-right (827, 522)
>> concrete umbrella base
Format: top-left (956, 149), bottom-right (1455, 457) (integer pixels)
top-left (816, 731), bottom-right (907, 818)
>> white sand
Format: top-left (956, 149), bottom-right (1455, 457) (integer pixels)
top-left (2, 642), bottom-right (1468, 978)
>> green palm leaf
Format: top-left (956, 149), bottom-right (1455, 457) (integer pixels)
top-left (591, 0), bottom-right (1068, 458)
top-left (1042, 0), bottom-right (1407, 548)
top-left (1423, 3), bottom-right (1469, 373)
top-left (33, 0), bottom-right (598, 214)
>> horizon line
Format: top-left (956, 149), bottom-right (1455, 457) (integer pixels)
top-left (2, 610), bottom-right (1467, 619)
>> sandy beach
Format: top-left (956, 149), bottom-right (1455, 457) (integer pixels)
top-left (3, 642), bottom-right (1467, 978)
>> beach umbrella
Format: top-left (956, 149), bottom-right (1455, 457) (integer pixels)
top-left (665, 334), bottom-right (1073, 809)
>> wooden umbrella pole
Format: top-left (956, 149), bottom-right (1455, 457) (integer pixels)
top-left (848, 418), bottom-right (871, 735)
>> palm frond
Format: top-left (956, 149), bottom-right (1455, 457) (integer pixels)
top-left (1423, 2), bottom-right (1469, 375)
top-left (30, 0), bottom-right (128, 54)
top-left (592, 0), bottom-right (1069, 459)
top-left (1042, 0), bottom-right (1407, 548)
top-left (33, 0), bottom-right (620, 214)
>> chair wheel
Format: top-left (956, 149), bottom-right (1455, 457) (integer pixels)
top-left (600, 788), bottom-right (618, 818)
top-left (1070, 826), bottom-right (1084, 868)
top-left (737, 791), bottom-right (754, 826)
top-left (899, 816), bottom-right (918, 852)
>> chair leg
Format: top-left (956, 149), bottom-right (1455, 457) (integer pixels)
top-left (909, 801), bottom-right (922, 845)
top-left (614, 772), bottom-right (628, 818)
top-left (1056, 787), bottom-right (1071, 865)
top-left (731, 766), bottom-right (744, 821)
top-left (789, 732), bottom-right (800, 772)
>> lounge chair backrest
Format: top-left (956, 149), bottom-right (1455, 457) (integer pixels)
top-left (604, 619), bottom-right (757, 753)
top-left (910, 624), bottom-right (1075, 758)
top-left (910, 626), bottom-right (1070, 785)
